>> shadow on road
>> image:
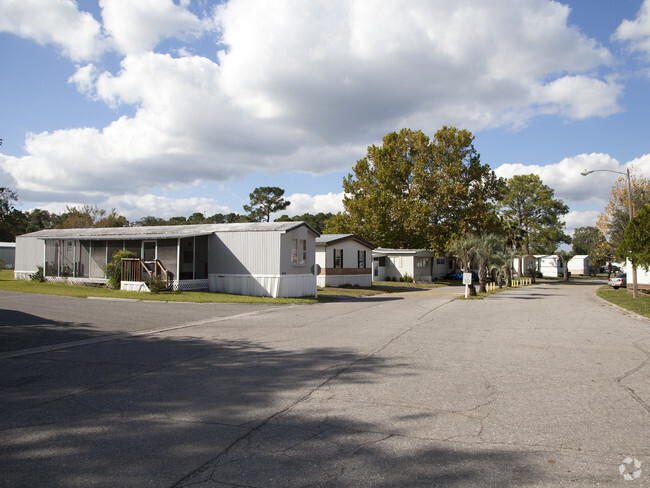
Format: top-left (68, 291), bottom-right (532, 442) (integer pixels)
top-left (0, 309), bottom-right (99, 353)
top-left (2, 313), bottom-right (549, 488)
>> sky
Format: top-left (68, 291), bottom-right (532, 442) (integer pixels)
top-left (1, 0), bottom-right (650, 239)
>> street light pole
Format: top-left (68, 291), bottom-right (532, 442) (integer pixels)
top-left (581, 168), bottom-right (638, 298)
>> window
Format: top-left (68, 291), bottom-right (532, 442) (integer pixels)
top-left (416, 257), bottom-right (430, 268)
top-left (333, 248), bottom-right (343, 268)
top-left (357, 250), bottom-right (366, 268)
top-left (291, 239), bottom-right (307, 265)
top-left (437, 257), bottom-right (445, 265)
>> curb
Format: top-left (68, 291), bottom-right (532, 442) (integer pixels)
top-left (592, 290), bottom-right (649, 323)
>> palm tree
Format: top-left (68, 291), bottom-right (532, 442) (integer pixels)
top-left (448, 235), bottom-right (478, 296)
top-left (474, 234), bottom-right (502, 293)
top-left (491, 247), bottom-right (517, 288)
top-left (556, 250), bottom-right (575, 281)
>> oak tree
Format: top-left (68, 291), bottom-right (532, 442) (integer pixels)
top-left (329, 127), bottom-right (505, 252)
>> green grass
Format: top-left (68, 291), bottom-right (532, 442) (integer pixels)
top-left (0, 270), bottom-right (316, 304)
top-left (596, 287), bottom-right (650, 319)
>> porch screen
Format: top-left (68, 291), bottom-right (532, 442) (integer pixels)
top-left (45, 240), bottom-right (60, 276)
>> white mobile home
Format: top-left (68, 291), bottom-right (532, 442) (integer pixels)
top-left (536, 255), bottom-right (563, 277)
top-left (14, 222), bottom-right (319, 298)
top-left (567, 255), bottom-right (592, 276)
top-left (372, 249), bottom-right (451, 282)
top-left (315, 234), bottom-right (375, 287)
top-left (0, 242), bottom-right (16, 268)
top-left (512, 254), bottom-right (564, 278)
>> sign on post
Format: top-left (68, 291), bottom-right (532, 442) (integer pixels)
top-left (463, 272), bottom-right (472, 298)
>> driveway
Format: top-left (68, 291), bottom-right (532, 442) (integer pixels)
top-left (1, 282), bottom-right (649, 487)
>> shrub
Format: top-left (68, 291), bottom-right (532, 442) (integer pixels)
top-left (146, 274), bottom-right (169, 294)
top-left (103, 250), bottom-right (138, 289)
top-left (30, 266), bottom-right (45, 282)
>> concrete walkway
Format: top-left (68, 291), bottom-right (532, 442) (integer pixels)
top-left (1, 282), bottom-right (649, 487)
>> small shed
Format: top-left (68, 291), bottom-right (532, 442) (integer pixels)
top-left (0, 242), bottom-right (16, 269)
top-left (315, 234), bottom-right (375, 287)
top-left (372, 249), bottom-right (451, 282)
top-left (14, 222), bottom-right (319, 298)
top-left (567, 255), bottom-right (592, 276)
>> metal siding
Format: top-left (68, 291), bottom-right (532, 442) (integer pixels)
top-left (14, 236), bottom-right (44, 274)
top-left (215, 231), bottom-right (281, 275)
top-left (281, 227), bottom-right (316, 275)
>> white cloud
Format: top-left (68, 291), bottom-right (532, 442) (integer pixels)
top-left (535, 75), bottom-right (622, 119)
top-left (494, 153), bottom-right (625, 206)
top-left (283, 192), bottom-right (345, 216)
top-left (0, 0), bottom-right (105, 60)
top-left (562, 210), bottom-right (601, 235)
top-left (104, 194), bottom-right (231, 220)
top-left (99, 0), bottom-right (210, 55)
top-left (2, 0), bottom-right (625, 206)
top-left (614, 0), bottom-right (650, 57)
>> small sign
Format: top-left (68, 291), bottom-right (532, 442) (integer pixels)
top-left (462, 273), bottom-right (473, 285)
top-left (311, 264), bottom-right (322, 276)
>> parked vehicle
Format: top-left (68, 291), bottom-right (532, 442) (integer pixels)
top-left (445, 271), bottom-right (479, 281)
top-left (608, 273), bottom-right (626, 290)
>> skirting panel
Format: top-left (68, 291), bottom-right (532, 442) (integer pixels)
top-left (171, 279), bottom-right (209, 291)
top-left (121, 281), bottom-right (151, 292)
top-left (42, 276), bottom-right (108, 285)
top-left (208, 273), bottom-right (317, 298)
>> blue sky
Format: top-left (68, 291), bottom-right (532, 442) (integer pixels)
top-left (1, 0), bottom-right (650, 238)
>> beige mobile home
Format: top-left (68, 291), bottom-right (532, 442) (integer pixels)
top-left (372, 249), bottom-right (451, 282)
top-left (14, 222), bottom-right (319, 298)
top-left (315, 234), bottom-right (375, 287)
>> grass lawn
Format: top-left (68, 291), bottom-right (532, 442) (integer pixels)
top-left (596, 286), bottom-right (650, 319)
top-left (0, 270), bottom-right (317, 304)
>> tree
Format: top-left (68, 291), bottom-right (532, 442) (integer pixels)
top-left (572, 226), bottom-right (604, 255)
top-left (95, 209), bottom-right (129, 228)
top-left (329, 127), bottom-right (505, 252)
top-left (136, 216), bottom-right (169, 226)
top-left (56, 205), bottom-right (128, 229)
top-left (617, 204), bottom-right (650, 298)
top-left (448, 235), bottom-right (478, 296)
top-left (244, 187), bottom-right (291, 222)
top-left (556, 250), bottom-right (575, 281)
top-left (0, 187), bottom-right (19, 241)
top-left (597, 170), bottom-right (650, 249)
top-left (473, 234), bottom-right (502, 293)
top-left (500, 174), bottom-right (569, 273)
top-left (491, 247), bottom-right (517, 288)
top-left (276, 212), bottom-right (335, 233)
top-left (206, 212), bottom-right (250, 223)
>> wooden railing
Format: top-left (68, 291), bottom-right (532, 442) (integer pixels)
top-left (121, 258), bottom-right (170, 286)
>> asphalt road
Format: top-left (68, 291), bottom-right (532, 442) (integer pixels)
top-left (1, 282), bottom-right (649, 487)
